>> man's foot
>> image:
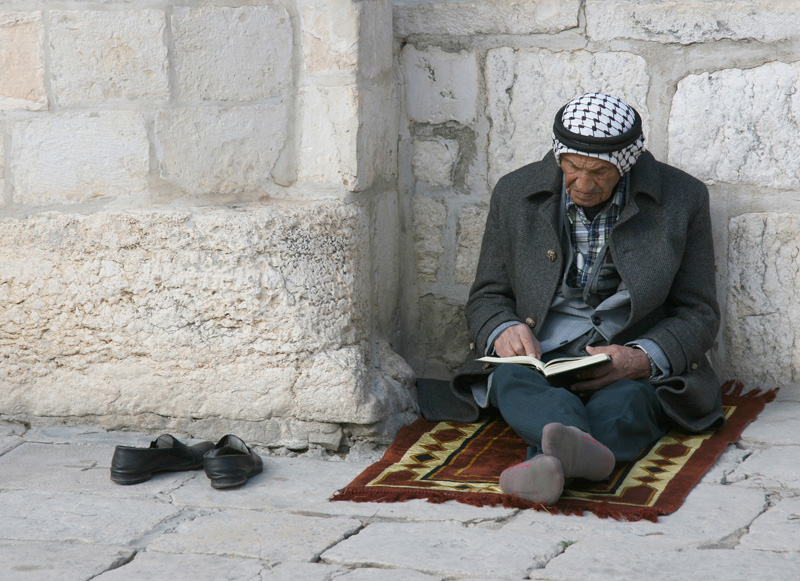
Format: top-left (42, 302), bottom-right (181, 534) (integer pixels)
top-left (499, 455), bottom-right (564, 505)
top-left (541, 422), bottom-right (615, 481)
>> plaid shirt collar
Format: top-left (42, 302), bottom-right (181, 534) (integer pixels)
top-left (564, 174), bottom-right (628, 288)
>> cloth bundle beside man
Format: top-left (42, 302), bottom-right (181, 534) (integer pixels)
top-left (427, 93), bottom-right (725, 505)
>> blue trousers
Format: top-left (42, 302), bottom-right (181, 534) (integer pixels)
top-left (489, 364), bottom-right (671, 463)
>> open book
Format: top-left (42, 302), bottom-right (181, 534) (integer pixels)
top-left (477, 353), bottom-right (611, 385)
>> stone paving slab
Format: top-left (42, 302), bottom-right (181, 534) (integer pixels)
top-left (530, 534), bottom-right (800, 581)
top-left (321, 521), bottom-right (561, 579)
top-left (171, 456), bottom-right (516, 523)
top-left (93, 551), bottom-right (268, 581)
top-left (739, 400), bottom-right (800, 446)
top-left (729, 445), bottom-right (800, 491)
top-left (147, 509), bottom-right (363, 563)
top-left (737, 495), bottom-right (800, 553)
top-left (0, 490), bottom-right (180, 545)
top-left (0, 539), bottom-right (134, 581)
top-left (502, 482), bottom-right (768, 546)
top-left (0, 422), bottom-right (797, 580)
top-left (0, 440), bottom-right (205, 498)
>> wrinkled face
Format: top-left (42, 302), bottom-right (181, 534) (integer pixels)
top-left (560, 153), bottom-right (621, 208)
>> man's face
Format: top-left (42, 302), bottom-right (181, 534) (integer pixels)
top-left (560, 153), bottom-right (621, 208)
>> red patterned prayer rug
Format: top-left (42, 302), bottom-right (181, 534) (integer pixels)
top-left (331, 381), bottom-right (778, 522)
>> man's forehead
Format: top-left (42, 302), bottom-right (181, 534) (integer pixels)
top-left (560, 153), bottom-right (618, 171)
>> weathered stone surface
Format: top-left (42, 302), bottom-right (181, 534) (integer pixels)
top-left (339, 569), bottom-right (442, 581)
top-left (322, 522), bottom-right (561, 579)
top-left (669, 63), bottom-right (800, 189)
top-left (173, 5), bottom-right (292, 102)
top-left (299, 0), bottom-right (359, 75)
top-left (726, 214), bottom-right (800, 395)
top-left (148, 510), bottom-right (363, 563)
top-left (0, 132), bottom-right (4, 202)
top-left (49, 10), bottom-right (169, 106)
top-left (739, 401), bottom-right (800, 445)
top-left (412, 196), bottom-right (446, 281)
top-left (95, 552), bottom-right (270, 580)
top-left (357, 80), bottom-right (399, 188)
top-left (506, 482), bottom-right (768, 545)
top-left (730, 446), bottom-right (800, 492)
top-left (587, 0), bottom-right (800, 44)
top-left (486, 48), bottom-right (649, 185)
top-left (413, 138), bottom-right (459, 189)
top-left (299, 0), bottom-right (392, 80)
top-left (0, 12), bottom-right (46, 111)
top-left (394, 0), bottom-right (581, 37)
top-left (0, 540), bottom-right (134, 581)
top-left (172, 454), bottom-right (513, 522)
top-left (0, 204), bottom-right (415, 439)
top-left (416, 295), bottom-right (469, 372)
top-left (738, 496), bottom-right (800, 553)
top-left (9, 111), bottom-right (149, 204)
top-left (534, 534), bottom-right (800, 580)
top-left (155, 104), bottom-right (289, 196)
top-left (455, 204), bottom-right (488, 285)
top-left (297, 83), bottom-right (359, 188)
top-left (0, 490), bottom-right (179, 544)
top-left (402, 45), bottom-right (479, 125)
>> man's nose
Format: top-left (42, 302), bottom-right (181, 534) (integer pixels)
top-left (574, 172), bottom-right (595, 191)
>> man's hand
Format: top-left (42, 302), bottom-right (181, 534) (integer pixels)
top-left (494, 324), bottom-right (542, 359)
top-left (569, 344), bottom-right (651, 393)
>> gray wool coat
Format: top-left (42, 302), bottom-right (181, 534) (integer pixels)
top-left (432, 150), bottom-right (725, 433)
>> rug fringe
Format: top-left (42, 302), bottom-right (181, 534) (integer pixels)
top-left (720, 379), bottom-right (779, 402)
top-left (331, 487), bottom-right (662, 522)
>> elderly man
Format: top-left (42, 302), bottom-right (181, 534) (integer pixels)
top-left (443, 93), bottom-right (725, 505)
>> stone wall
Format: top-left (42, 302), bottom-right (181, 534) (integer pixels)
top-left (0, 1), bottom-right (416, 449)
top-left (395, 0), bottom-right (800, 401)
top-left (3, 0), bottom-right (800, 446)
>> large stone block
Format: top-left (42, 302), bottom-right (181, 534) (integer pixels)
top-left (486, 48), bottom-right (649, 186)
top-left (0, 13), bottom-right (46, 111)
top-left (412, 196), bottom-right (446, 282)
top-left (173, 5), bottom-right (292, 102)
top-left (455, 205), bottom-right (488, 286)
top-left (49, 10), bottom-right (169, 106)
top-left (402, 45), bottom-right (479, 125)
top-left (669, 63), bottom-right (800, 189)
top-left (726, 213), bottom-right (800, 397)
top-left (394, 0), bottom-right (581, 37)
top-left (0, 203), bottom-right (416, 444)
top-left (155, 103), bottom-right (289, 196)
top-left (0, 134), bottom-right (4, 203)
top-left (357, 80), bottom-right (399, 188)
top-left (412, 138), bottom-right (459, 189)
top-left (587, 0), bottom-right (800, 44)
top-left (417, 295), bottom-right (469, 373)
top-left (299, 0), bottom-right (392, 80)
top-left (297, 84), bottom-right (360, 188)
top-left (9, 111), bottom-right (149, 205)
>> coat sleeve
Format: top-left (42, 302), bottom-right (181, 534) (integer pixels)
top-left (639, 184), bottom-right (720, 378)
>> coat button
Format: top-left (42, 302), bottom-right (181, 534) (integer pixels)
top-left (469, 342), bottom-right (475, 351)
top-left (547, 250), bottom-right (557, 262)
top-left (525, 317), bottom-right (535, 328)
top-left (690, 362), bottom-right (698, 370)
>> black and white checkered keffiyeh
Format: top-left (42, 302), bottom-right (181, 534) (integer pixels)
top-left (552, 93), bottom-right (645, 174)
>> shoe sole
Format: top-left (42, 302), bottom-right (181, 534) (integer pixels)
top-left (110, 472), bottom-right (154, 485)
top-left (110, 463), bottom-right (204, 485)
top-left (207, 465), bottom-right (263, 489)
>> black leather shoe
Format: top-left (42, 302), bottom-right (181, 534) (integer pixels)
top-left (203, 435), bottom-right (263, 489)
top-left (110, 434), bottom-right (215, 485)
